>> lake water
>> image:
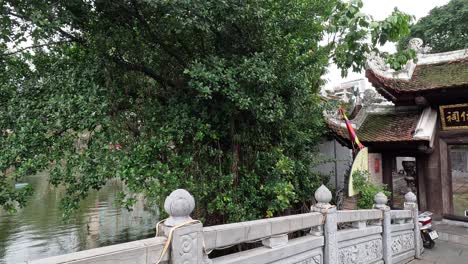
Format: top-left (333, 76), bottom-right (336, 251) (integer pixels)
top-left (0, 172), bottom-right (159, 264)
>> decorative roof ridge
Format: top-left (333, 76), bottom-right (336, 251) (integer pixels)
top-left (392, 105), bottom-right (421, 113)
top-left (365, 52), bottom-right (415, 81)
top-left (350, 105), bottom-right (368, 129)
top-left (366, 38), bottom-right (468, 81)
top-left (366, 104), bottom-right (399, 114)
top-left (326, 105), bottom-right (428, 145)
top-left (417, 49), bottom-right (468, 66)
top-left (325, 115), bottom-right (349, 130)
top-left (324, 103), bottom-right (398, 131)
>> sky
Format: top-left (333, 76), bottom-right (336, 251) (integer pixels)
top-left (323, 0), bottom-right (450, 91)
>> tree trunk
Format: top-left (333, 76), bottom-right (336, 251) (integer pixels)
top-left (230, 119), bottom-right (240, 186)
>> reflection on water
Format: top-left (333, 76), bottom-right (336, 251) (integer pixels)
top-left (0, 172), bottom-right (158, 264)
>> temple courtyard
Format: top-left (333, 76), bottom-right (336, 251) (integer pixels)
top-left (410, 241), bottom-right (468, 264)
top-left (410, 221), bottom-right (468, 264)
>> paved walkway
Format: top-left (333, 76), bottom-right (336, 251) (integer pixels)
top-left (409, 241), bottom-right (468, 264)
top-left (434, 222), bottom-right (468, 246)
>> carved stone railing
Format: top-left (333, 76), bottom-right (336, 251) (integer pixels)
top-left (336, 209), bottom-right (385, 264)
top-left (389, 208), bottom-right (417, 264)
top-left (207, 213), bottom-right (325, 264)
top-left (27, 186), bottom-right (422, 264)
top-left (25, 237), bottom-right (168, 264)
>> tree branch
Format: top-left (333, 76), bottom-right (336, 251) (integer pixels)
top-left (7, 9), bottom-right (86, 44)
top-left (112, 56), bottom-right (175, 88)
top-left (127, 1), bottom-right (186, 68)
top-left (0, 41), bottom-right (70, 57)
top-left (56, 28), bottom-right (86, 44)
top-left (6, 11), bottom-right (27, 20)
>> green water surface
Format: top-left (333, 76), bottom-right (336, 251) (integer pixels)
top-left (0, 172), bottom-right (158, 264)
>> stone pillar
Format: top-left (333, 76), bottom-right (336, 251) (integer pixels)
top-left (404, 191), bottom-right (422, 259)
top-left (312, 185), bottom-right (337, 264)
top-left (374, 192), bottom-right (391, 264)
top-left (161, 189), bottom-right (211, 264)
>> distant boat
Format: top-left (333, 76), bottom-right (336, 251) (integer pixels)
top-left (15, 183), bottom-right (29, 189)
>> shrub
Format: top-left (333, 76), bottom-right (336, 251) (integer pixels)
top-left (352, 170), bottom-right (390, 209)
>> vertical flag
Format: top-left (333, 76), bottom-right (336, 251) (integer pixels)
top-left (339, 108), bottom-right (364, 150)
top-left (339, 107), bottom-right (366, 196)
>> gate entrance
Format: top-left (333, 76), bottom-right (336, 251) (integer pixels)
top-left (392, 157), bottom-right (417, 209)
top-left (450, 145), bottom-right (468, 217)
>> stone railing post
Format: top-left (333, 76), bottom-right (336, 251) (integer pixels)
top-left (312, 185), bottom-right (337, 264)
top-left (374, 192), bottom-right (391, 264)
top-left (160, 189), bottom-right (211, 264)
top-left (404, 192), bottom-right (422, 259)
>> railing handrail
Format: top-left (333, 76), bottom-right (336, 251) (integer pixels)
top-left (203, 212), bottom-right (323, 250)
top-left (26, 187), bottom-right (422, 264)
top-left (390, 209), bottom-right (413, 220)
top-left (26, 237), bottom-right (167, 264)
top-left (336, 209), bottom-right (382, 224)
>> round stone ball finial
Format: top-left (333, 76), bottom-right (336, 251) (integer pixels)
top-left (405, 191), bottom-right (417, 203)
top-left (374, 192), bottom-right (388, 208)
top-left (164, 189), bottom-right (195, 226)
top-left (314, 185), bottom-right (332, 205)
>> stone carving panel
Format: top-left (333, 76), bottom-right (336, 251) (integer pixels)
top-left (391, 232), bottom-right (414, 255)
top-left (292, 255), bottom-right (320, 264)
top-left (177, 232), bottom-right (198, 264)
top-left (312, 255), bottom-right (320, 264)
top-left (338, 239), bottom-right (382, 264)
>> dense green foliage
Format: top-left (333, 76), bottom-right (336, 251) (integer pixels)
top-left (353, 170), bottom-right (390, 209)
top-left (383, 48), bottom-right (416, 71)
top-left (398, 0), bottom-right (468, 53)
top-left (1, 0), bottom-right (412, 223)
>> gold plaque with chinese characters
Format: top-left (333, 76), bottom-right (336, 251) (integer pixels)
top-left (440, 103), bottom-right (468, 130)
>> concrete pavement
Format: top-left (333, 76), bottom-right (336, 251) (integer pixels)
top-left (409, 240), bottom-right (468, 264)
top-left (434, 221), bottom-right (468, 246)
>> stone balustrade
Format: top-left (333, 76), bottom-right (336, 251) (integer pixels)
top-left (203, 212), bottom-right (324, 250)
top-left (25, 237), bottom-right (168, 264)
top-left (26, 185), bottom-right (422, 264)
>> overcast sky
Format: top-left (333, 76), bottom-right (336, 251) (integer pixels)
top-left (323, 0), bottom-right (450, 90)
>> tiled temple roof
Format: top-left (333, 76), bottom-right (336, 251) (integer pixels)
top-left (327, 111), bottom-right (422, 144)
top-left (326, 40), bottom-right (461, 147)
top-left (366, 59), bottom-right (468, 93)
top-left (364, 43), bottom-right (468, 104)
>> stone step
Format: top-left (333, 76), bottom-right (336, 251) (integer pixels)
top-left (433, 222), bottom-right (468, 246)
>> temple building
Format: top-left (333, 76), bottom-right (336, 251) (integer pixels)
top-left (325, 78), bottom-right (368, 103)
top-left (327, 39), bottom-right (468, 219)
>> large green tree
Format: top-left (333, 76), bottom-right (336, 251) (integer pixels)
top-left (398, 0), bottom-right (468, 52)
top-left (0, 0), bottom-right (412, 224)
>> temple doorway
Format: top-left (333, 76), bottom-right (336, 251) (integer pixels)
top-left (392, 157), bottom-right (417, 208)
top-left (450, 145), bottom-right (468, 217)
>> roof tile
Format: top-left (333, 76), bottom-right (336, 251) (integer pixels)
top-left (328, 111), bottom-right (422, 143)
top-left (368, 59), bottom-right (468, 92)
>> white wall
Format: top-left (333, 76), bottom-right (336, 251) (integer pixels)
top-left (368, 153), bottom-right (383, 185)
top-left (314, 139), bottom-right (352, 190)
